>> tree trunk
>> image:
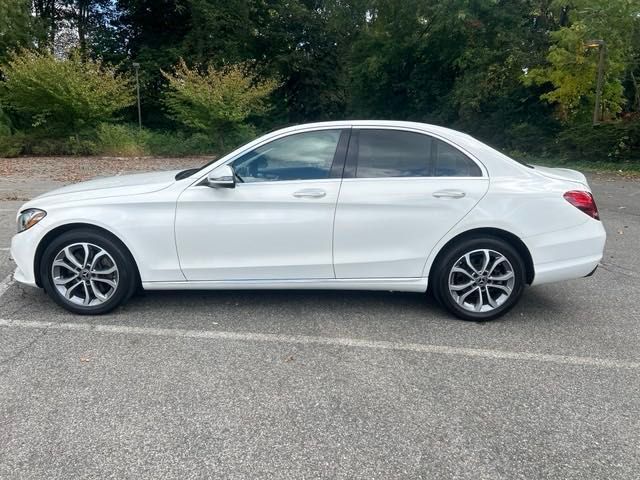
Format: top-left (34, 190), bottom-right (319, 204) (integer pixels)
top-left (77, 0), bottom-right (89, 58)
top-left (33, 0), bottom-right (57, 51)
top-left (631, 70), bottom-right (640, 112)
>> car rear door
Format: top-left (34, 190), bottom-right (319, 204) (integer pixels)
top-left (333, 127), bottom-right (489, 279)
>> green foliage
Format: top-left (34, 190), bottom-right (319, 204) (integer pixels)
top-left (524, 0), bottom-right (636, 121)
top-left (96, 123), bottom-right (150, 156)
top-left (95, 123), bottom-right (218, 157)
top-left (0, 0), bottom-right (34, 63)
top-left (145, 131), bottom-right (218, 156)
top-left (557, 119), bottom-right (640, 161)
top-left (0, 107), bottom-right (13, 137)
top-left (0, 124), bottom-right (220, 158)
top-left (0, 0), bottom-right (638, 163)
top-left (0, 132), bottom-right (24, 157)
top-left (347, 0), bottom-right (555, 130)
top-left (162, 59), bottom-right (278, 147)
top-left (0, 50), bottom-right (134, 136)
top-left (23, 134), bottom-right (98, 156)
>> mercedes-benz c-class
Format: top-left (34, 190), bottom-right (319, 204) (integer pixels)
top-left (11, 121), bottom-right (606, 321)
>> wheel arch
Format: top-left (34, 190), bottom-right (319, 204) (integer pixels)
top-left (428, 227), bottom-right (535, 285)
top-left (34, 223), bottom-right (141, 288)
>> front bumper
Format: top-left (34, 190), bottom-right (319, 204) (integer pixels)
top-left (10, 224), bottom-right (44, 288)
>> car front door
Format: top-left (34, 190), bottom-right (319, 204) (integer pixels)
top-left (175, 128), bottom-right (349, 281)
top-left (333, 127), bottom-right (489, 279)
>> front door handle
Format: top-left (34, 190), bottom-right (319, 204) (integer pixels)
top-left (293, 188), bottom-right (326, 199)
top-left (433, 190), bottom-right (466, 199)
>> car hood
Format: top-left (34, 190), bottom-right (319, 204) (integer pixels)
top-left (530, 165), bottom-right (589, 187)
top-left (34, 170), bottom-right (181, 201)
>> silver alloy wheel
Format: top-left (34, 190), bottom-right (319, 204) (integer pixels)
top-left (448, 249), bottom-right (515, 313)
top-left (51, 242), bottom-right (119, 306)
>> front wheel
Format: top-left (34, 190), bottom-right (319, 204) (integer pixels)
top-left (432, 237), bottom-right (526, 321)
top-left (41, 229), bottom-right (136, 315)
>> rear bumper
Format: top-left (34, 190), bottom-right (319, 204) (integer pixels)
top-left (525, 219), bottom-right (606, 286)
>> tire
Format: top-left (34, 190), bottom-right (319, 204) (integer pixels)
top-left (40, 228), bottom-right (136, 315)
top-left (432, 236), bottom-right (525, 321)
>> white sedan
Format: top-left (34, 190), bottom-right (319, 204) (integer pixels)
top-left (11, 121), bottom-right (606, 321)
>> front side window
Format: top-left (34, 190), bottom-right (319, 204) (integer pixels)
top-left (232, 130), bottom-right (342, 183)
top-left (354, 129), bottom-right (481, 178)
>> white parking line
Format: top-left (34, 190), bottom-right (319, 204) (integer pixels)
top-left (0, 247), bottom-right (10, 251)
top-left (0, 318), bottom-right (638, 370)
top-left (0, 274), bottom-right (14, 299)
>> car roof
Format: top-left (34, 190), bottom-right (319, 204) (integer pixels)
top-left (282, 120), bottom-right (466, 137)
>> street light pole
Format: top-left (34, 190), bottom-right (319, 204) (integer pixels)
top-left (133, 62), bottom-right (142, 129)
top-left (585, 40), bottom-right (606, 126)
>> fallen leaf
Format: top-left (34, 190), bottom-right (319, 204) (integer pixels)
top-left (284, 355), bottom-right (295, 363)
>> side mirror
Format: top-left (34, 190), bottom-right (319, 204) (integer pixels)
top-left (206, 165), bottom-right (236, 188)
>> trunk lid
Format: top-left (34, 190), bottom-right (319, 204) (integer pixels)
top-left (530, 165), bottom-right (589, 188)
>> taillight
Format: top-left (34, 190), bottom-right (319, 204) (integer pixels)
top-left (563, 190), bottom-right (600, 220)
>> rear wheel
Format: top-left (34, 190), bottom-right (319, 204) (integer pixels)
top-left (432, 237), bottom-right (525, 321)
top-left (41, 229), bottom-right (136, 315)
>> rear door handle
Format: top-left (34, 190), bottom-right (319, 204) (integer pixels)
top-left (433, 190), bottom-right (466, 199)
top-left (293, 188), bottom-right (326, 199)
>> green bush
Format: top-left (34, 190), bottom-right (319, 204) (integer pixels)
top-left (0, 107), bottom-right (12, 137)
top-left (0, 132), bottom-right (24, 157)
top-left (95, 123), bottom-right (219, 157)
top-left (15, 132), bottom-right (97, 156)
top-left (96, 124), bottom-right (150, 156)
top-left (557, 120), bottom-right (640, 161)
top-left (503, 123), bottom-right (555, 155)
top-left (0, 50), bottom-right (134, 138)
top-left (145, 131), bottom-right (218, 156)
top-left (144, 131), bottom-right (189, 156)
top-left (162, 59), bottom-right (277, 149)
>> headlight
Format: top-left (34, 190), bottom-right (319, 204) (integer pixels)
top-left (17, 208), bottom-right (47, 233)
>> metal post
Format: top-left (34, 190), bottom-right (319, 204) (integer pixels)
top-left (586, 40), bottom-right (606, 126)
top-left (593, 45), bottom-right (606, 125)
top-left (133, 62), bottom-right (142, 129)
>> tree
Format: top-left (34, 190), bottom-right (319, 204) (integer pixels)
top-left (0, 50), bottom-right (135, 137)
top-left (250, 0), bottom-right (367, 123)
top-left (182, 0), bottom-right (254, 65)
top-left (0, 0), bottom-right (34, 62)
top-left (347, 0), bottom-right (555, 142)
top-left (115, 0), bottom-right (193, 127)
top-left (60, 0), bottom-right (119, 57)
top-left (523, 0), bottom-right (637, 121)
top-left (162, 59), bottom-right (278, 147)
top-left (32, 0), bottom-right (57, 49)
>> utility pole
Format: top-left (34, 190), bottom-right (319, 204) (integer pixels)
top-left (585, 40), bottom-right (606, 126)
top-left (133, 62), bottom-right (142, 129)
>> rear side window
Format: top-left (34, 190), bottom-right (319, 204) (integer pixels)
top-left (354, 129), bottom-right (481, 178)
top-left (355, 130), bottom-right (432, 178)
top-left (433, 139), bottom-right (481, 177)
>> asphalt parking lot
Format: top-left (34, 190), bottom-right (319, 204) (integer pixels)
top-left (1, 165), bottom-right (639, 479)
